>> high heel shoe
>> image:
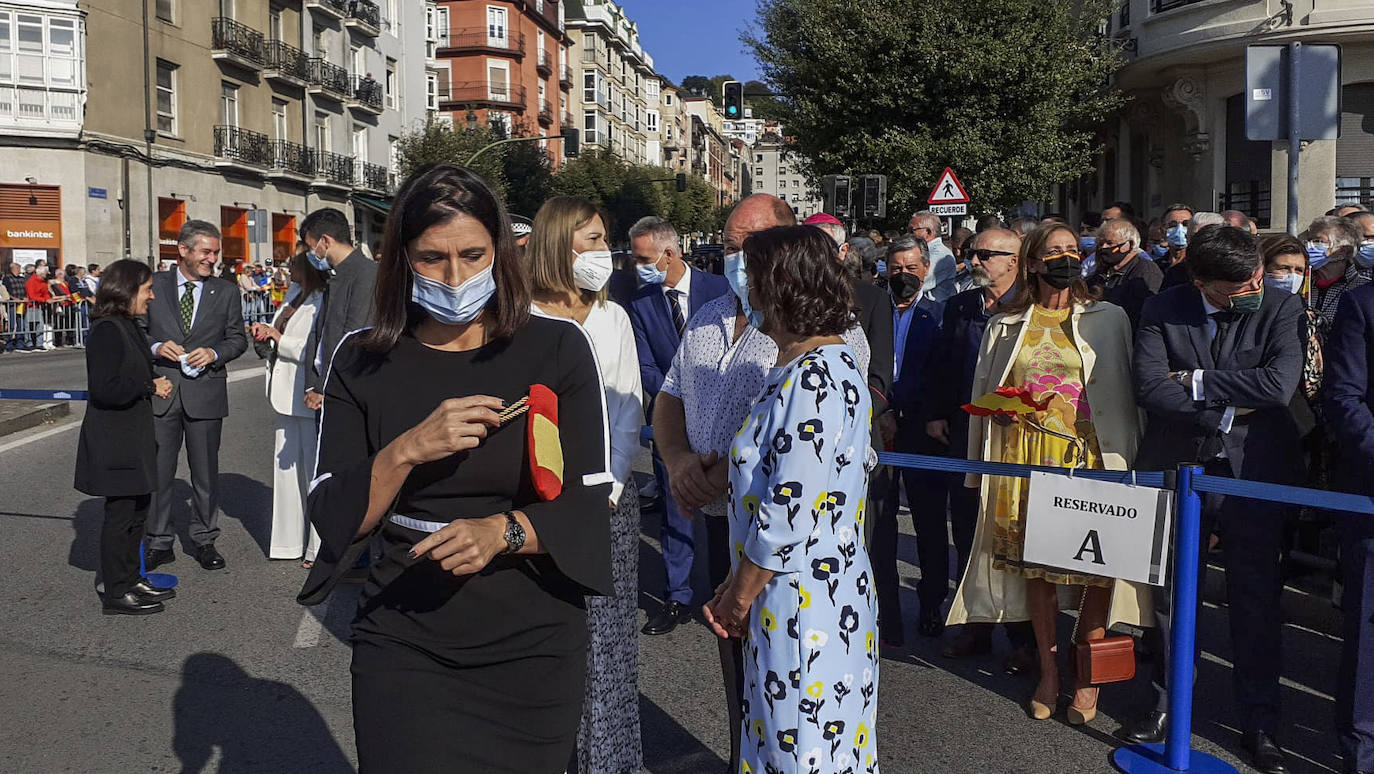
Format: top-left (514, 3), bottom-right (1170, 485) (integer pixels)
top-left (1067, 687), bottom-right (1099, 726)
top-left (1028, 697), bottom-right (1054, 720)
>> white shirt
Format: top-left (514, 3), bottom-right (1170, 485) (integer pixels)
top-left (663, 264), bottom-right (693, 322)
top-left (150, 269), bottom-right (217, 360)
top-left (532, 301), bottom-right (643, 506)
top-left (661, 294), bottom-right (871, 517)
top-left (1193, 295), bottom-right (1236, 441)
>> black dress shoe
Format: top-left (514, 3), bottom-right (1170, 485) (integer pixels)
top-left (145, 547), bottom-right (175, 571)
top-left (195, 544), bottom-right (226, 570)
top-left (641, 601), bottom-right (691, 635)
top-left (917, 609), bottom-right (945, 638)
top-left (1243, 732), bottom-right (1290, 774)
top-left (1120, 711), bottom-right (1168, 744)
top-left (131, 578), bottom-right (176, 602)
top-left (102, 592), bottom-right (164, 615)
top-left (1002, 645), bottom-right (1038, 676)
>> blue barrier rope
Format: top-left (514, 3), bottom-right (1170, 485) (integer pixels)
top-left (877, 451), bottom-right (1171, 488)
top-left (0, 389), bottom-right (89, 401)
top-left (1193, 472), bottom-right (1374, 516)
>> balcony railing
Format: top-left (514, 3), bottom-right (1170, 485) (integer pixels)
top-left (315, 150), bottom-right (355, 186)
top-left (438, 81), bottom-right (528, 109)
top-left (536, 48), bottom-right (552, 75)
top-left (344, 0), bottom-right (381, 34)
top-left (270, 139), bottom-right (315, 177)
top-left (349, 74), bottom-right (384, 112)
top-left (538, 98), bottom-right (553, 125)
top-left (308, 57), bottom-right (351, 98)
top-left (263, 39), bottom-right (311, 84)
top-left (213, 125), bottom-right (272, 168)
top-left (356, 160), bottom-right (388, 191)
top-left (435, 28), bottom-right (526, 57)
top-left (559, 65), bottom-right (573, 89)
top-left (305, 0), bottom-right (348, 19)
top-left (1151, 0), bottom-right (1204, 11)
top-left (211, 17), bottom-right (266, 68)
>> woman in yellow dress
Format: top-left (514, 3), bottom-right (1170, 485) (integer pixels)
top-left (946, 223), bottom-right (1152, 726)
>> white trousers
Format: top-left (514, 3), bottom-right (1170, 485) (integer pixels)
top-left (269, 413), bottom-right (321, 561)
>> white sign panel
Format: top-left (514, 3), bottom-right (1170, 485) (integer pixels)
top-left (1022, 472), bottom-right (1172, 586)
top-left (927, 204), bottom-right (967, 216)
top-left (12, 249), bottom-right (48, 262)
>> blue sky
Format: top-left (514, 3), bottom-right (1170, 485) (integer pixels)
top-left (618, 0), bottom-right (762, 86)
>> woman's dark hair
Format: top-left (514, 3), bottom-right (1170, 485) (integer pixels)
top-left (1261, 233), bottom-right (1307, 269)
top-left (361, 164), bottom-right (529, 351)
top-left (92, 259), bottom-right (153, 319)
top-left (743, 225), bottom-right (855, 337)
top-left (1002, 224), bottom-right (1099, 315)
top-left (1189, 225), bottom-right (1261, 283)
top-left (289, 249), bottom-right (330, 300)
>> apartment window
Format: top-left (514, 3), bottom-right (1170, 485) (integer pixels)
top-left (646, 109), bottom-right (658, 133)
top-left (583, 109), bottom-right (597, 145)
top-left (350, 45), bottom-right (364, 77)
top-left (537, 80), bottom-right (546, 110)
top-left (486, 6), bottom-right (507, 47)
top-left (156, 0), bottom-right (175, 23)
top-left (269, 7), bottom-right (282, 41)
top-left (314, 111), bottom-right (331, 152)
top-left (779, 179), bottom-right (786, 189)
top-left (487, 58), bottom-right (509, 101)
top-left (219, 81), bottom-right (238, 127)
top-left (387, 0), bottom-right (399, 30)
top-left (536, 0), bottom-right (544, 12)
top-left (756, 167), bottom-right (764, 177)
top-left (425, 71), bottom-right (438, 110)
top-left (352, 124), bottom-right (367, 163)
top-left (385, 58), bottom-right (397, 109)
top-left (155, 59), bottom-right (177, 134)
top-left (435, 7), bottom-right (448, 42)
top-left (537, 30), bottom-right (545, 59)
top-left (664, 93), bottom-right (672, 106)
top-left (272, 98), bottom-right (287, 140)
top-left (755, 153), bottom-right (763, 162)
top-left (583, 68), bottom-right (596, 105)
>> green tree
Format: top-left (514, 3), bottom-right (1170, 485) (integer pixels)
top-left (393, 118), bottom-right (506, 199)
top-left (501, 120), bottom-right (555, 219)
top-left (745, 0), bottom-right (1124, 219)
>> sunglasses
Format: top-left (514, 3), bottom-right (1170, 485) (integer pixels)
top-left (968, 249), bottom-right (1016, 261)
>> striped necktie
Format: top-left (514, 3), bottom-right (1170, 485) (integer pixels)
top-left (181, 281), bottom-right (196, 331)
top-left (666, 289), bottom-right (685, 337)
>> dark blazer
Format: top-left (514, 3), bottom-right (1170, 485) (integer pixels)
top-left (305, 250), bottom-right (378, 393)
top-left (144, 270), bottom-right (248, 419)
top-left (1134, 284), bottom-right (1305, 483)
top-left (890, 303), bottom-right (941, 452)
top-left (627, 268), bottom-right (730, 415)
top-left (924, 288), bottom-right (996, 459)
top-left (854, 280), bottom-right (894, 416)
top-left (1325, 284), bottom-right (1374, 511)
top-left (75, 316), bottom-right (157, 496)
top-left (1088, 252), bottom-right (1163, 331)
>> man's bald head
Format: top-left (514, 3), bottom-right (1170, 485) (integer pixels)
top-left (1219, 210), bottom-right (1250, 230)
top-left (725, 194), bottom-right (796, 253)
top-left (971, 227), bottom-right (1021, 253)
top-left (968, 228), bottom-right (1021, 293)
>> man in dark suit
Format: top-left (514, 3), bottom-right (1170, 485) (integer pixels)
top-left (1127, 225), bottom-right (1304, 774)
top-left (627, 216), bottom-right (730, 635)
top-left (870, 234), bottom-right (940, 644)
top-left (1088, 218), bottom-right (1163, 331)
top-left (144, 220), bottom-right (248, 571)
top-left (300, 208), bottom-right (378, 412)
top-left (1324, 283), bottom-right (1374, 774)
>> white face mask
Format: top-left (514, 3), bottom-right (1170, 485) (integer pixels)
top-left (572, 249), bottom-right (614, 292)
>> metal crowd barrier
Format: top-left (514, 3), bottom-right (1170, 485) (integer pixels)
top-left (0, 294), bottom-right (276, 352)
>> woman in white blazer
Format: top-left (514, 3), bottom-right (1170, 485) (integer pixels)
top-left (250, 252), bottom-right (329, 567)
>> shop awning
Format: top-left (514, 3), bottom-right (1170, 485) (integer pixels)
top-left (352, 194), bottom-right (392, 217)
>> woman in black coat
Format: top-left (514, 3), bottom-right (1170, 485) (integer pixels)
top-left (74, 260), bottom-right (175, 615)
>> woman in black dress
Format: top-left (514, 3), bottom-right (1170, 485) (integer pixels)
top-left (74, 259), bottom-right (174, 615)
top-left (297, 164), bottom-right (613, 773)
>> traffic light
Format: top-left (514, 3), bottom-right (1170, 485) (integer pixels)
top-left (723, 81), bottom-right (744, 120)
top-left (676, 173), bottom-right (688, 193)
top-left (560, 126), bottom-right (579, 158)
top-left (859, 175), bottom-right (887, 219)
top-left (823, 175), bottom-right (852, 219)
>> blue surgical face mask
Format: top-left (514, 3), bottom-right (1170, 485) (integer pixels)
top-left (723, 251), bottom-right (764, 329)
top-left (1166, 224), bottom-right (1188, 249)
top-left (1149, 244), bottom-right (1169, 259)
top-left (1356, 241), bottom-right (1374, 269)
top-left (1079, 236), bottom-right (1097, 255)
top-left (636, 255), bottom-right (667, 285)
top-left (308, 250), bottom-right (331, 272)
top-left (1264, 273), bottom-right (1303, 296)
top-left (1306, 241), bottom-right (1331, 271)
top-left (410, 264), bottom-right (496, 325)
top-left (875, 260), bottom-right (887, 275)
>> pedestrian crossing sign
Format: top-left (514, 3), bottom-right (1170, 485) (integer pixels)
top-left (927, 167), bottom-right (970, 204)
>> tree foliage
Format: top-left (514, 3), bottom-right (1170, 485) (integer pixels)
top-left (552, 149), bottom-right (717, 243)
top-left (394, 118), bottom-right (507, 199)
top-left (745, 0), bottom-right (1124, 218)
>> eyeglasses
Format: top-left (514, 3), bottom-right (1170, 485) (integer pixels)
top-left (967, 249), bottom-right (1015, 261)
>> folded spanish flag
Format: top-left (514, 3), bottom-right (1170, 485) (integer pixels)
top-left (962, 385), bottom-right (1051, 417)
top-left (527, 384), bottom-right (563, 501)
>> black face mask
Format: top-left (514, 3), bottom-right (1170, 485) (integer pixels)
top-left (1097, 246), bottom-right (1127, 267)
top-left (888, 271), bottom-right (923, 301)
top-left (1040, 253), bottom-right (1082, 289)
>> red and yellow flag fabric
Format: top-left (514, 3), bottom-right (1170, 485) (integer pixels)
top-left (961, 385), bottom-right (1051, 417)
top-left (527, 384), bottom-right (563, 501)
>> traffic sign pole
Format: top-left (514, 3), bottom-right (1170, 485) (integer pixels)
top-left (1286, 43), bottom-right (1301, 236)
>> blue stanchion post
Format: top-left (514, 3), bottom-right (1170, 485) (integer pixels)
top-left (1112, 465), bottom-right (1234, 774)
top-left (139, 538), bottom-right (179, 590)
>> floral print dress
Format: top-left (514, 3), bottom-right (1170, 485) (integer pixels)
top-left (727, 345), bottom-right (879, 774)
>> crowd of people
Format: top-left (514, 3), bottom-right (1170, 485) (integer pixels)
top-left (1, 259), bottom-right (100, 351)
top-left (63, 159), bottom-right (1374, 774)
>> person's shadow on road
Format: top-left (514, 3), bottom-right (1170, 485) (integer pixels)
top-left (173, 652), bottom-right (353, 773)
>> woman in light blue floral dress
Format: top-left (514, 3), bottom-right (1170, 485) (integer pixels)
top-left (704, 226), bottom-right (879, 774)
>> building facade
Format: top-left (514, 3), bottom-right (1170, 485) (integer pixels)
top-left (751, 140), bottom-right (822, 220)
top-left (655, 79), bottom-right (688, 173)
top-left (0, 0), bottom-right (429, 271)
top-left (565, 0), bottom-right (655, 165)
top-left (1078, 0), bottom-right (1374, 228)
top-left (428, 0), bottom-right (570, 159)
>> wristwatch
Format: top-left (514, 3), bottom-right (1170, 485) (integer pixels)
top-left (500, 511), bottom-right (526, 555)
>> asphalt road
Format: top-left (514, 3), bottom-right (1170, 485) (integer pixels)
top-left (0, 347), bottom-right (1350, 773)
